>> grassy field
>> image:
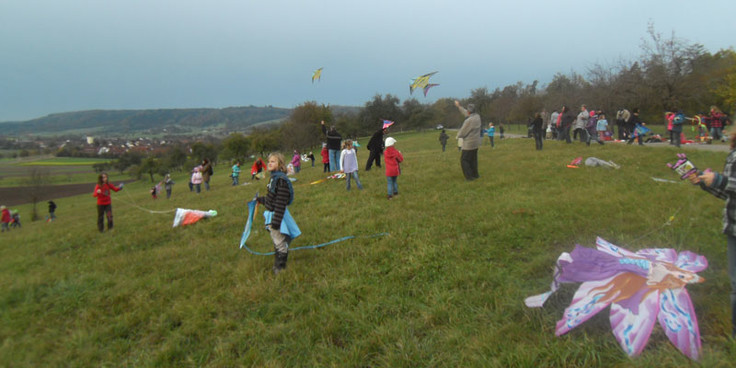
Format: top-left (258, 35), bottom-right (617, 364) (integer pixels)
top-left (2, 132), bottom-right (735, 367)
top-left (0, 157), bottom-right (124, 187)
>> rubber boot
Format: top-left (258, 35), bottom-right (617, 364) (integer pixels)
top-left (273, 252), bottom-right (288, 275)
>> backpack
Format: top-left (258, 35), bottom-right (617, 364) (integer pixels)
top-left (207, 165), bottom-right (214, 176)
top-left (269, 171), bottom-right (294, 205)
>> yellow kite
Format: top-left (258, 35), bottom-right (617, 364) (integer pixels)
top-left (312, 68), bottom-right (323, 83)
top-left (409, 71), bottom-right (438, 96)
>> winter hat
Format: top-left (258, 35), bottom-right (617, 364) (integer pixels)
top-left (385, 137), bottom-right (396, 147)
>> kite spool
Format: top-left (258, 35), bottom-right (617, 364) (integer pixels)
top-left (666, 153), bottom-right (699, 180)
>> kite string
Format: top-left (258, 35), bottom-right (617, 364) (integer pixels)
top-left (627, 190), bottom-right (697, 245)
top-left (240, 232), bottom-right (389, 256)
top-left (117, 188), bottom-right (177, 214)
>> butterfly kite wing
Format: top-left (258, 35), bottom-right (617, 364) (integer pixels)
top-left (610, 289), bottom-right (659, 357)
top-left (657, 288), bottom-right (702, 361)
top-left (555, 277), bottom-right (620, 336)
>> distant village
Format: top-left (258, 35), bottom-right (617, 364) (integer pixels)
top-left (0, 135), bottom-right (208, 159)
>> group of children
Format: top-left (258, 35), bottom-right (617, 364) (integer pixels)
top-left (1, 200), bottom-right (57, 232)
top-left (318, 136), bottom-right (403, 197)
top-left (1, 205), bottom-right (21, 231)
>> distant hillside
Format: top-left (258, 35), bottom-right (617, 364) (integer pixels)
top-left (0, 106), bottom-right (293, 137)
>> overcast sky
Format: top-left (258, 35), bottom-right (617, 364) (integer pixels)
top-left (1, 0), bottom-right (734, 122)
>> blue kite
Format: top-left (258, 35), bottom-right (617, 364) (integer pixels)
top-left (239, 199), bottom-right (388, 255)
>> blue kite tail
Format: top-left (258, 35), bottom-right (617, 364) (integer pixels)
top-left (239, 199), bottom-right (388, 255)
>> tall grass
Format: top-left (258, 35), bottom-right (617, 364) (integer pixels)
top-left (2, 132), bottom-right (735, 367)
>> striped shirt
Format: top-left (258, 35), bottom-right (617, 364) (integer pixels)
top-left (700, 149), bottom-right (736, 236)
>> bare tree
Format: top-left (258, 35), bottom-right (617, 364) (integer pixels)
top-left (23, 167), bottom-right (51, 221)
top-left (639, 22), bottom-right (706, 112)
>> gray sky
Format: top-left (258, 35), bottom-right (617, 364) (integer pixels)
top-left (1, 0), bottom-right (734, 122)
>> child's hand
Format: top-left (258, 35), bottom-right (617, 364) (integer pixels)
top-left (687, 172), bottom-right (700, 184)
top-left (698, 171), bottom-right (716, 186)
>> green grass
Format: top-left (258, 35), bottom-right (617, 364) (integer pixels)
top-left (2, 132), bottom-right (736, 367)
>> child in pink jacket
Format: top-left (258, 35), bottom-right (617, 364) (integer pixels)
top-left (384, 137), bottom-right (404, 200)
top-left (290, 150), bottom-right (301, 174)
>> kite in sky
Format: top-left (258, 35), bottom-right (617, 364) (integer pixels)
top-left (421, 83), bottom-right (439, 97)
top-left (382, 119), bottom-right (395, 130)
top-left (525, 237), bottom-right (707, 360)
top-left (312, 68), bottom-right (323, 83)
top-left (409, 71), bottom-right (438, 96)
top-left (172, 208), bottom-right (217, 227)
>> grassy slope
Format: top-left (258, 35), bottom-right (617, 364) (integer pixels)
top-left (2, 132), bottom-right (735, 367)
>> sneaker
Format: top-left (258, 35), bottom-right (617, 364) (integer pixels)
top-left (387, 195), bottom-right (392, 200)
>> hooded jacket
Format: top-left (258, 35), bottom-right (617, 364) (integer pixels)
top-left (384, 146), bottom-right (404, 177)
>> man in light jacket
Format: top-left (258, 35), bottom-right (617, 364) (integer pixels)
top-left (455, 100), bottom-right (482, 181)
top-left (573, 104), bottom-right (590, 142)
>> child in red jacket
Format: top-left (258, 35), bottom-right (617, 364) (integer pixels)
top-left (321, 143), bottom-right (330, 173)
top-left (1, 205), bottom-right (10, 232)
top-left (384, 137), bottom-right (404, 200)
top-left (93, 173), bottom-right (122, 232)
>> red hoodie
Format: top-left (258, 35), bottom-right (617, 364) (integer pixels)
top-left (384, 146), bottom-right (404, 177)
top-left (93, 183), bottom-right (121, 205)
top-left (1, 208), bottom-right (10, 223)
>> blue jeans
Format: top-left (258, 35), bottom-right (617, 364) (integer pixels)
top-left (712, 127), bottom-right (724, 141)
top-left (346, 171), bottom-right (363, 190)
top-left (194, 183), bottom-right (201, 193)
top-left (328, 149), bottom-right (341, 172)
top-left (387, 176), bottom-right (398, 196)
top-left (232, 176), bottom-right (239, 186)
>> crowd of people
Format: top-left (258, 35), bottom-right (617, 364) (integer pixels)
top-left (538, 105), bottom-right (731, 147)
